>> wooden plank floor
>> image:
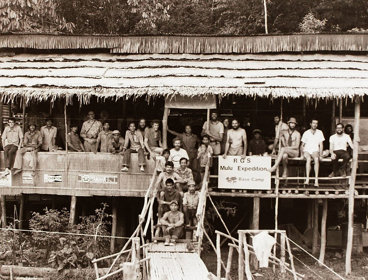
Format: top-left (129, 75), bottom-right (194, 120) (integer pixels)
top-left (147, 252), bottom-right (209, 280)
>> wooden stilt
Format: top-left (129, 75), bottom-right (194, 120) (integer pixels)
top-left (238, 231), bottom-right (245, 280)
top-left (346, 97), bottom-right (361, 275)
top-left (242, 234), bottom-right (252, 280)
top-left (339, 98), bottom-right (343, 123)
top-left (312, 200), bottom-right (319, 255)
top-left (331, 99), bottom-right (336, 134)
top-left (69, 196), bottom-right (77, 225)
top-left (319, 199), bottom-right (328, 265)
top-left (216, 233), bottom-right (221, 279)
top-left (19, 195), bottom-right (25, 229)
top-left (280, 233), bottom-right (286, 274)
top-left (0, 195), bottom-right (6, 228)
top-left (225, 245), bottom-right (234, 280)
top-left (307, 200), bottom-right (313, 229)
top-left (0, 102), bottom-right (3, 133)
top-left (110, 198), bottom-right (118, 253)
top-left (252, 197), bottom-right (260, 230)
top-left (162, 107), bottom-right (169, 149)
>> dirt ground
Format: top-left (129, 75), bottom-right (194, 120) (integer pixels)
top-left (202, 247), bottom-right (368, 280)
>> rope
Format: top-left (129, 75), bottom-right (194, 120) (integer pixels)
top-left (0, 227), bottom-right (130, 240)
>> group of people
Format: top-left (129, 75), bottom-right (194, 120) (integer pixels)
top-left (269, 116), bottom-right (354, 187)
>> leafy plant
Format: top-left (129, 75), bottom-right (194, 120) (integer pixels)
top-left (299, 12), bottom-right (327, 33)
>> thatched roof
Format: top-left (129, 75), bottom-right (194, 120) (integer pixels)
top-left (0, 52), bottom-right (368, 102)
top-left (1, 34), bottom-right (368, 54)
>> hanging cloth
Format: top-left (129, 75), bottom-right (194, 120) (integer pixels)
top-left (252, 231), bottom-right (276, 268)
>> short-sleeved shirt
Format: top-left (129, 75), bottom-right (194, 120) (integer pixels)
top-left (98, 130), bottom-right (112, 152)
top-left (183, 191), bottom-right (199, 209)
top-left (40, 126), bottom-right (57, 151)
top-left (227, 128), bottom-right (247, 149)
top-left (175, 167), bottom-right (194, 182)
top-left (80, 119), bottom-right (102, 139)
top-left (145, 128), bottom-right (161, 148)
top-left (2, 125), bottom-right (23, 147)
top-left (157, 171), bottom-right (181, 191)
top-left (24, 130), bottom-right (42, 148)
top-left (202, 121), bottom-right (224, 142)
top-left (169, 148), bottom-right (189, 168)
top-left (249, 139), bottom-right (266, 155)
top-left (275, 122), bottom-right (288, 139)
top-left (109, 137), bottom-right (125, 153)
top-left (198, 144), bottom-right (213, 167)
top-left (329, 133), bottom-right (352, 152)
top-left (179, 133), bottom-right (198, 158)
top-left (301, 129), bottom-right (325, 154)
top-left (67, 132), bottom-right (83, 151)
top-left (124, 130), bottom-right (144, 151)
top-left (161, 189), bottom-right (182, 208)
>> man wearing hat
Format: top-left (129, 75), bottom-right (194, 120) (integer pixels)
top-left (109, 130), bottom-right (125, 156)
top-left (269, 117), bottom-right (301, 178)
top-left (159, 200), bottom-right (184, 246)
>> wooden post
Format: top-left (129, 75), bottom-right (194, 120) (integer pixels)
top-left (19, 195), bottom-right (25, 229)
top-left (162, 107), bottom-right (169, 149)
top-left (252, 197), bottom-right (260, 230)
top-left (0, 101), bottom-right (3, 133)
top-left (331, 99), bottom-right (336, 134)
top-left (206, 109), bottom-right (210, 131)
top-left (263, 0), bottom-right (268, 34)
top-left (225, 245), bottom-right (234, 280)
top-left (307, 200), bottom-right (313, 229)
top-left (345, 96), bottom-right (361, 275)
top-left (238, 231), bottom-right (245, 280)
top-left (339, 98), bottom-right (343, 122)
top-left (319, 199), bottom-right (328, 265)
top-left (280, 233), bottom-right (286, 274)
top-left (216, 233), bottom-right (221, 279)
top-left (0, 195), bottom-right (6, 227)
top-left (110, 198), bottom-right (118, 253)
top-left (243, 234), bottom-right (252, 280)
top-left (312, 200), bottom-right (319, 255)
top-left (131, 237), bottom-right (140, 262)
top-left (69, 196), bottom-right (77, 225)
top-left (21, 97), bottom-right (26, 134)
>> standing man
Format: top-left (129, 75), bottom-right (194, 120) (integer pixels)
top-left (97, 122), bottom-right (112, 153)
top-left (122, 122), bottom-right (145, 172)
top-left (169, 138), bottom-right (189, 169)
top-left (144, 120), bottom-right (163, 159)
top-left (223, 119), bottom-right (247, 158)
top-left (2, 118), bottom-right (23, 175)
top-left (80, 111), bottom-right (102, 153)
top-left (13, 124), bottom-right (42, 175)
top-left (67, 125), bottom-right (84, 152)
top-left (272, 115), bottom-right (288, 155)
top-left (201, 111), bottom-right (224, 156)
top-left (168, 124), bottom-right (199, 170)
top-left (301, 119), bottom-right (325, 187)
top-left (329, 123), bottom-right (353, 177)
top-left (269, 117), bottom-right (301, 177)
top-left (137, 118), bottom-right (147, 138)
top-left (40, 119), bottom-right (57, 152)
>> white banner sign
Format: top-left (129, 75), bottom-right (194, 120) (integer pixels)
top-left (44, 174), bottom-right (62, 183)
top-left (22, 172), bottom-right (34, 185)
top-left (218, 156), bottom-right (271, 190)
top-left (78, 174), bottom-right (118, 184)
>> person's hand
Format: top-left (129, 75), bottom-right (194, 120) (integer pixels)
top-left (241, 154), bottom-right (246, 159)
top-left (222, 154), bottom-right (227, 159)
top-left (271, 149), bottom-right (276, 155)
top-left (331, 153), bottom-right (336, 160)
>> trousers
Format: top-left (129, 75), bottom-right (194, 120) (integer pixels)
top-left (332, 149), bottom-right (351, 174)
top-left (13, 148), bottom-right (38, 171)
top-left (122, 148), bottom-right (145, 166)
top-left (4, 144), bottom-right (18, 169)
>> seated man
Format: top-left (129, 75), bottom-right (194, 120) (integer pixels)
top-left (122, 122), bottom-right (145, 172)
top-left (109, 130), bottom-right (125, 154)
top-left (159, 200), bottom-right (184, 246)
top-left (67, 125), bottom-right (85, 152)
top-left (169, 138), bottom-right (189, 169)
top-left (248, 129), bottom-right (267, 156)
top-left (2, 118), bottom-right (23, 175)
top-left (329, 123), bottom-right (353, 177)
top-left (40, 119), bottom-right (57, 152)
top-left (13, 124), bottom-right (41, 175)
top-left (155, 149), bottom-right (170, 174)
top-left (183, 181), bottom-right (199, 227)
top-left (269, 117), bottom-right (301, 177)
top-left (301, 119), bottom-right (325, 187)
top-left (144, 120), bottom-right (163, 159)
top-left (175, 157), bottom-right (194, 193)
top-left (97, 122), bottom-right (112, 153)
top-left (157, 178), bottom-right (182, 218)
top-left (155, 161), bottom-right (181, 192)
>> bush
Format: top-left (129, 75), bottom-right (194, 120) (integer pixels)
top-left (299, 12), bottom-right (327, 33)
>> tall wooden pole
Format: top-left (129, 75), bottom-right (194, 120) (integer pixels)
top-left (162, 107), bottom-right (169, 149)
top-left (19, 195), bottom-right (25, 229)
top-left (339, 98), bottom-right (343, 123)
top-left (345, 96), bottom-right (361, 275)
top-left (238, 231), bottom-right (245, 280)
top-left (69, 196), bottom-right (77, 225)
top-left (252, 197), bottom-right (260, 229)
top-left (263, 0), bottom-right (268, 34)
top-left (0, 195), bottom-right (6, 227)
top-left (331, 99), bottom-right (336, 134)
top-left (312, 200), bottom-right (319, 255)
top-left (319, 199), bottom-right (328, 264)
top-left (110, 198), bottom-right (118, 253)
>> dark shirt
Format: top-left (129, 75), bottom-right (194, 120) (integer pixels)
top-left (24, 130), bottom-right (42, 148)
top-left (145, 127), bottom-right (161, 148)
top-left (161, 189), bottom-right (182, 208)
top-left (249, 139), bottom-right (266, 155)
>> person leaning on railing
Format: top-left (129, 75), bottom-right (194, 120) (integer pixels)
top-left (67, 125), bottom-right (85, 152)
top-left (40, 119), bottom-right (57, 152)
top-left (80, 111), bottom-right (102, 153)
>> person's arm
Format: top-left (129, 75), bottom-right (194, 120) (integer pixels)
top-left (280, 131), bottom-right (286, 147)
top-left (123, 131), bottom-right (129, 150)
top-left (18, 127), bottom-right (24, 149)
top-left (329, 137), bottom-right (335, 159)
top-left (223, 132), bottom-right (230, 158)
top-left (36, 131), bottom-right (42, 149)
top-left (347, 135), bottom-right (354, 150)
top-left (201, 122), bottom-right (207, 137)
top-left (242, 130), bottom-right (247, 157)
top-left (66, 133), bottom-right (76, 151)
top-left (118, 138), bottom-right (125, 153)
top-left (159, 212), bottom-right (170, 226)
top-left (51, 128), bottom-right (57, 149)
top-left (167, 127), bottom-right (181, 137)
top-left (80, 122), bottom-right (87, 140)
top-left (174, 212), bottom-right (184, 227)
top-left (292, 132), bottom-right (301, 150)
top-left (96, 132), bottom-right (101, 150)
top-left (1, 128), bottom-right (7, 148)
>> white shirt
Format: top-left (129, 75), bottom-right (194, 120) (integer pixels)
top-left (169, 148), bottom-right (189, 168)
top-left (202, 121), bottom-right (224, 142)
top-left (301, 129), bottom-right (325, 154)
top-left (329, 133), bottom-right (352, 151)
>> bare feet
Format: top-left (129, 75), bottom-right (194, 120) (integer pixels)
top-left (314, 180), bottom-right (319, 187)
top-left (282, 171), bottom-right (287, 179)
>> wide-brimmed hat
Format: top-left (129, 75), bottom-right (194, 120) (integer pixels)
top-left (287, 117), bottom-right (297, 124)
top-left (112, 130), bottom-right (120, 135)
top-left (169, 200), bottom-right (178, 206)
top-left (252, 129), bottom-right (262, 134)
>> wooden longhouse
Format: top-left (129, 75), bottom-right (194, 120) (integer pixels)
top-left (0, 33), bottom-right (368, 275)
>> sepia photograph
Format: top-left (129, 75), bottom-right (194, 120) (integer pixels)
top-left (0, 0), bottom-right (368, 279)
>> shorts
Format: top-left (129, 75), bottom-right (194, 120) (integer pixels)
top-left (304, 151), bottom-right (320, 158)
top-left (228, 147), bottom-right (244, 156)
top-left (210, 142), bottom-right (221, 155)
top-left (284, 148), bottom-right (299, 158)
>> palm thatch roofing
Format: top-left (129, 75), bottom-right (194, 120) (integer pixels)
top-left (1, 34), bottom-right (368, 102)
top-left (0, 52), bottom-right (368, 102)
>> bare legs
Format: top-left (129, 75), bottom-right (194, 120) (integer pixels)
top-left (304, 153), bottom-right (319, 187)
top-left (269, 148), bottom-right (289, 178)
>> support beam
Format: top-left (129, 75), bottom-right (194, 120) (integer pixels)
top-left (69, 196), bottom-right (77, 225)
top-left (216, 233), bottom-right (221, 279)
top-left (345, 96), bottom-right (361, 275)
top-left (238, 231), bottom-right (245, 280)
top-left (339, 98), bottom-right (343, 123)
top-left (312, 200), bottom-right (319, 255)
top-left (331, 99), bottom-right (336, 134)
top-left (0, 195), bottom-right (6, 228)
top-left (110, 198), bottom-right (118, 253)
top-left (162, 107), bottom-right (169, 149)
top-left (19, 195), bottom-right (25, 229)
top-left (319, 200), bottom-right (328, 265)
top-left (252, 197), bottom-right (260, 230)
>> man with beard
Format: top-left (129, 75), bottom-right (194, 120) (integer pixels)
top-left (144, 120), bottom-right (163, 159)
top-left (301, 119), bottom-right (325, 187)
top-left (223, 119), bottom-right (247, 158)
top-left (272, 115), bottom-right (288, 155)
top-left (201, 111), bottom-right (224, 156)
top-left (80, 111), bottom-right (102, 152)
top-left (269, 117), bottom-right (301, 178)
top-left (329, 123), bottom-right (353, 177)
top-left (137, 118), bottom-right (147, 138)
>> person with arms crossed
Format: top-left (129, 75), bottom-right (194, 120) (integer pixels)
top-left (96, 122), bottom-right (112, 153)
top-left (301, 119), bottom-right (325, 187)
top-left (122, 122), bottom-right (145, 172)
